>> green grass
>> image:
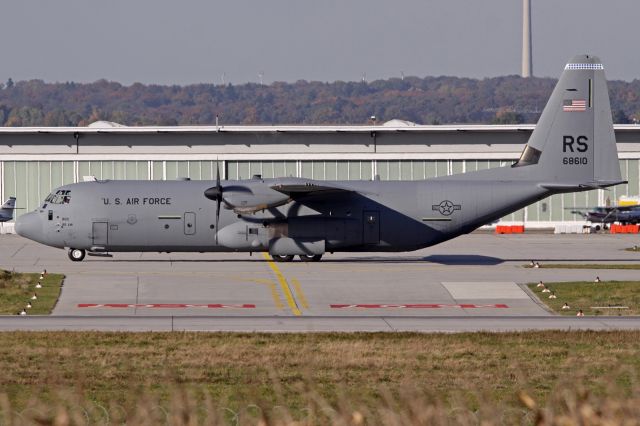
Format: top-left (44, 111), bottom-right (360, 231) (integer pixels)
top-left (524, 263), bottom-right (640, 269)
top-left (527, 280), bottom-right (640, 315)
top-left (0, 331), bottom-right (639, 424)
top-left (0, 269), bottom-right (64, 315)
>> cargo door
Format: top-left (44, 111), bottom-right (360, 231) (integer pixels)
top-left (92, 222), bottom-right (108, 246)
top-left (184, 212), bottom-right (196, 235)
top-left (363, 210), bottom-right (380, 244)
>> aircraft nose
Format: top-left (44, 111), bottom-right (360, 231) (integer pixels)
top-left (15, 212), bottom-right (42, 241)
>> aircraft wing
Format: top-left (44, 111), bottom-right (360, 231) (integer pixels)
top-left (270, 183), bottom-right (353, 197)
top-left (612, 205), bottom-right (639, 211)
top-left (270, 180), bottom-right (354, 198)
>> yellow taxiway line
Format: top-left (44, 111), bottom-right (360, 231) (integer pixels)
top-left (249, 278), bottom-right (285, 310)
top-left (290, 277), bottom-right (310, 309)
top-left (262, 253), bottom-right (302, 316)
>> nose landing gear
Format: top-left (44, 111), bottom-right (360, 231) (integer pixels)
top-left (68, 248), bottom-right (86, 262)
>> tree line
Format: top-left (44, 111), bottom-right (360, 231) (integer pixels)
top-left (0, 75), bottom-right (636, 126)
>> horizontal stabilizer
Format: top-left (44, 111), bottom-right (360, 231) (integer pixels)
top-left (539, 180), bottom-right (627, 191)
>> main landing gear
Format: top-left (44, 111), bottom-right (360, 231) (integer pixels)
top-left (68, 248), bottom-right (86, 262)
top-left (271, 254), bottom-right (323, 262)
top-left (299, 254), bottom-right (322, 262)
top-left (271, 255), bottom-right (294, 262)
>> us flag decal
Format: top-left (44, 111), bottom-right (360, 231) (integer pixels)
top-left (563, 99), bottom-right (587, 112)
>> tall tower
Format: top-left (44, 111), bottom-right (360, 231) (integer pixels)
top-left (522, 0), bottom-right (532, 77)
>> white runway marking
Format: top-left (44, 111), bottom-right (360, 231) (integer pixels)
top-left (442, 282), bottom-right (531, 299)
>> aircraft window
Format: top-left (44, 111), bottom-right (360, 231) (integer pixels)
top-left (512, 145), bottom-right (541, 167)
top-left (45, 190), bottom-right (71, 204)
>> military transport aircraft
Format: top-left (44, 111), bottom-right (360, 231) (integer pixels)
top-left (0, 197), bottom-right (17, 222)
top-left (571, 205), bottom-right (640, 226)
top-left (16, 55), bottom-right (625, 262)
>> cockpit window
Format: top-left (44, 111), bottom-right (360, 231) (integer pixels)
top-left (44, 190), bottom-right (71, 205)
top-left (512, 145), bottom-right (541, 168)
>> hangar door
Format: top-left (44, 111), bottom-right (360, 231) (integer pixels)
top-left (92, 222), bottom-right (108, 245)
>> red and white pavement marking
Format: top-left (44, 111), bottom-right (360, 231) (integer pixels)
top-left (77, 303), bottom-right (509, 310)
top-left (78, 303), bottom-right (256, 309)
top-left (330, 304), bottom-right (509, 309)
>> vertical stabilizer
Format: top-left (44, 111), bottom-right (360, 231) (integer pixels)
top-left (514, 55), bottom-right (622, 187)
top-left (1, 197), bottom-right (16, 210)
top-left (0, 197), bottom-right (17, 221)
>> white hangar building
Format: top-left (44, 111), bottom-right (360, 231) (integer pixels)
top-left (1, 121), bottom-right (640, 230)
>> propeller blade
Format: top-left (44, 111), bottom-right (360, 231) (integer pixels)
top-left (215, 161), bottom-right (221, 244)
top-left (216, 161), bottom-right (222, 191)
top-left (215, 196), bottom-right (221, 244)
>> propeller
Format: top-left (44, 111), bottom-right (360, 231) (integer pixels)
top-left (205, 163), bottom-right (224, 244)
top-left (203, 163), bottom-right (253, 243)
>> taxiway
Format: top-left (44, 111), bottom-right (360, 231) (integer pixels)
top-left (1, 233), bottom-right (639, 331)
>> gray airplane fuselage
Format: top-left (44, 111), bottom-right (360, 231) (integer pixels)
top-left (16, 173), bottom-right (549, 254)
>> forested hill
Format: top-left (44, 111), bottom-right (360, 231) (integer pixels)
top-left (0, 75), bottom-right (637, 126)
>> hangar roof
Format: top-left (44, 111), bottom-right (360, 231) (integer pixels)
top-left (0, 124), bottom-right (637, 135)
top-left (1, 124), bottom-right (639, 161)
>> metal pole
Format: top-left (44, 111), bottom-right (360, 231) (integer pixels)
top-left (522, 0), bottom-right (532, 77)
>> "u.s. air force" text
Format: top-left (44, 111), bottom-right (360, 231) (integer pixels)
top-left (102, 197), bottom-right (172, 205)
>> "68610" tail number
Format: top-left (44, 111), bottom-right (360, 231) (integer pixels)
top-left (563, 157), bottom-right (588, 165)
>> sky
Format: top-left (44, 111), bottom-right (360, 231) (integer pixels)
top-left (0, 0), bottom-right (638, 85)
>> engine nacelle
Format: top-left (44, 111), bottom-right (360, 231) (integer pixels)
top-left (224, 187), bottom-right (290, 213)
top-left (216, 221), bottom-right (268, 250)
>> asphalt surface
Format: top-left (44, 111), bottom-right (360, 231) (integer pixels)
top-left (1, 232), bottom-right (639, 331)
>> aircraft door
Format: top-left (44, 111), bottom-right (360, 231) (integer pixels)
top-left (92, 222), bottom-right (108, 246)
top-left (184, 212), bottom-right (196, 235)
top-left (363, 210), bottom-right (380, 244)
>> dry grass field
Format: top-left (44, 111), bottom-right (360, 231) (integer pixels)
top-left (524, 263), bottom-right (640, 269)
top-left (527, 280), bottom-right (640, 316)
top-left (0, 331), bottom-right (639, 424)
top-left (0, 269), bottom-right (64, 315)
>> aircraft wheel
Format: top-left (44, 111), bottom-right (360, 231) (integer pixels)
top-left (272, 255), bottom-right (294, 262)
top-left (299, 254), bottom-right (322, 262)
top-left (68, 248), bottom-right (86, 262)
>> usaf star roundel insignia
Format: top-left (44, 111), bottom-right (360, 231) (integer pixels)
top-left (432, 200), bottom-right (461, 216)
